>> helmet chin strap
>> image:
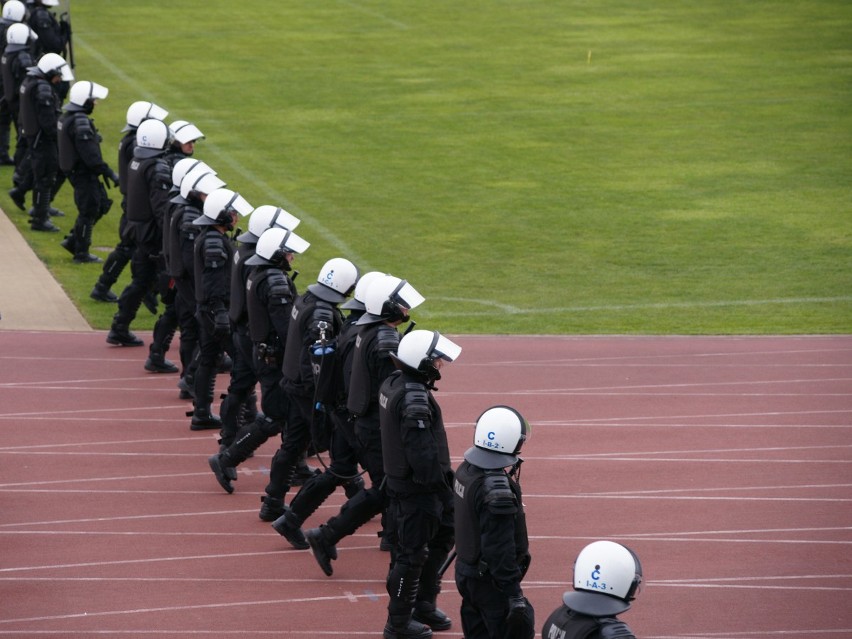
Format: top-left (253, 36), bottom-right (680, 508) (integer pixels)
top-left (508, 457), bottom-right (524, 484)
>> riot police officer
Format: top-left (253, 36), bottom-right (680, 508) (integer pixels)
top-left (540, 541), bottom-right (642, 639)
top-left (142, 119), bottom-right (207, 374)
top-left (208, 223), bottom-right (309, 494)
top-left (90, 100), bottom-right (168, 303)
top-left (3, 21), bottom-right (36, 205)
top-left (162, 161), bottom-right (223, 380)
top-left (189, 187), bottom-right (252, 430)
top-left (305, 274), bottom-right (425, 575)
top-left (18, 51), bottom-right (72, 232)
top-left (270, 271), bottom-right (385, 548)
top-left (106, 118), bottom-right (172, 347)
top-left (210, 206), bottom-right (301, 452)
top-left (0, 0), bottom-right (26, 165)
top-left (57, 80), bottom-right (118, 263)
top-left (257, 256), bottom-right (359, 521)
top-left (380, 329), bottom-right (462, 639)
top-left (454, 406), bottom-right (535, 639)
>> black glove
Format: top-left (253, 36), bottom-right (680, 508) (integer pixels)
top-left (505, 595), bottom-right (527, 633)
top-left (213, 310), bottom-right (230, 339)
top-left (102, 168), bottom-right (119, 189)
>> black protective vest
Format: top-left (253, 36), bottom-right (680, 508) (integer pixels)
top-left (125, 155), bottom-right (165, 224)
top-left (540, 608), bottom-right (635, 639)
top-left (379, 371), bottom-right (449, 487)
top-left (453, 461), bottom-right (528, 566)
top-left (18, 75), bottom-right (55, 138)
top-left (229, 243), bottom-right (255, 325)
top-left (117, 132), bottom-right (135, 196)
top-left (193, 228), bottom-right (234, 306)
top-left (246, 266), bottom-right (294, 344)
top-left (346, 323), bottom-right (400, 417)
top-left (1, 48), bottom-right (31, 106)
top-left (57, 111), bottom-right (95, 173)
top-left (166, 202), bottom-right (200, 279)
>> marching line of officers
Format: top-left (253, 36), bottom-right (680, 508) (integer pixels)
top-left (0, 2), bottom-right (646, 633)
top-left (92, 97), bottom-right (644, 639)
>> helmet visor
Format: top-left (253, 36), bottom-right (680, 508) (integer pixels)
top-left (430, 332), bottom-right (461, 363)
top-left (390, 280), bottom-right (425, 313)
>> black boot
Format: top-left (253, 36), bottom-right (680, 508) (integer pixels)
top-left (106, 324), bottom-right (143, 347)
top-left (7, 186), bottom-right (25, 210)
top-left (60, 233), bottom-right (76, 255)
top-left (71, 219), bottom-right (101, 263)
top-left (258, 494), bottom-right (285, 522)
top-left (208, 451), bottom-right (237, 494)
top-left (145, 350), bottom-right (179, 373)
top-left (190, 365), bottom-right (221, 430)
top-left (412, 601), bottom-right (451, 632)
top-left (384, 564), bottom-right (431, 639)
top-left (271, 504), bottom-right (309, 550)
top-left (305, 524), bottom-right (339, 576)
top-left (90, 283), bottom-right (118, 303)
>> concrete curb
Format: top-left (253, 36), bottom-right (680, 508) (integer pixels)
top-left (0, 207), bottom-right (91, 331)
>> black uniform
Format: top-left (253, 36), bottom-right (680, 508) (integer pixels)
top-left (540, 608), bottom-right (635, 639)
top-left (380, 366), bottom-right (455, 637)
top-left (57, 103), bottom-right (114, 262)
top-left (107, 144), bottom-right (172, 345)
top-left (91, 128), bottom-right (138, 301)
top-left (2, 35), bottom-right (34, 199)
top-left (259, 288), bottom-right (344, 520)
top-left (454, 460), bottom-right (534, 639)
top-left (208, 251), bottom-right (296, 494)
top-left (27, 3), bottom-right (69, 101)
top-left (272, 305), bottom-right (366, 546)
top-left (190, 223), bottom-right (235, 429)
top-left (165, 192), bottom-right (202, 381)
top-left (216, 237), bottom-right (261, 449)
top-left (18, 66), bottom-right (60, 230)
top-left (304, 320), bottom-right (400, 575)
top-left (0, 15), bottom-right (18, 164)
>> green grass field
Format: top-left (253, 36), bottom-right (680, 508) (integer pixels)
top-left (7, 0), bottom-right (851, 334)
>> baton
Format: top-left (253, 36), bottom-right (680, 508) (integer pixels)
top-left (437, 548), bottom-right (457, 578)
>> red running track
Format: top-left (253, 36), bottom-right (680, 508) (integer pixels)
top-left (0, 331), bottom-right (850, 637)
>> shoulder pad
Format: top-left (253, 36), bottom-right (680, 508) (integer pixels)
top-left (72, 113), bottom-right (94, 139)
top-left (312, 302), bottom-right (335, 325)
top-left (152, 158), bottom-right (172, 189)
top-left (266, 269), bottom-right (293, 303)
top-left (375, 323), bottom-right (400, 355)
top-left (482, 472), bottom-right (518, 514)
top-left (599, 620), bottom-right (635, 639)
top-left (34, 81), bottom-right (54, 104)
top-left (203, 234), bottom-right (228, 267)
top-left (401, 382), bottom-right (430, 426)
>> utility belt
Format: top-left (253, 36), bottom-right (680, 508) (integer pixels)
top-left (456, 557), bottom-right (490, 580)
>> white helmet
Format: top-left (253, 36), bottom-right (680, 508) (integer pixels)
top-left (123, 100), bottom-right (168, 132)
top-left (179, 167), bottom-right (225, 200)
top-left (195, 188), bottom-right (252, 228)
top-left (245, 226), bottom-right (310, 268)
top-left (307, 257), bottom-right (359, 304)
top-left (464, 405), bottom-right (529, 469)
top-left (2, 1), bottom-right (26, 22)
top-left (171, 158), bottom-right (212, 189)
top-left (357, 274), bottom-right (425, 325)
top-left (5, 22), bottom-right (36, 47)
top-left (36, 52), bottom-right (74, 82)
top-left (169, 119), bottom-right (204, 145)
top-left (564, 541), bottom-right (643, 616)
top-left (393, 329), bottom-right (461, 383)
top-left (340, 270), bottom-right (386, 311)
top-left (134, 119), bottom-right (171, 158)
top-left (65, 81), bottom-right (108, 111)
top-left (236, 205), bottom-right (301, 243)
